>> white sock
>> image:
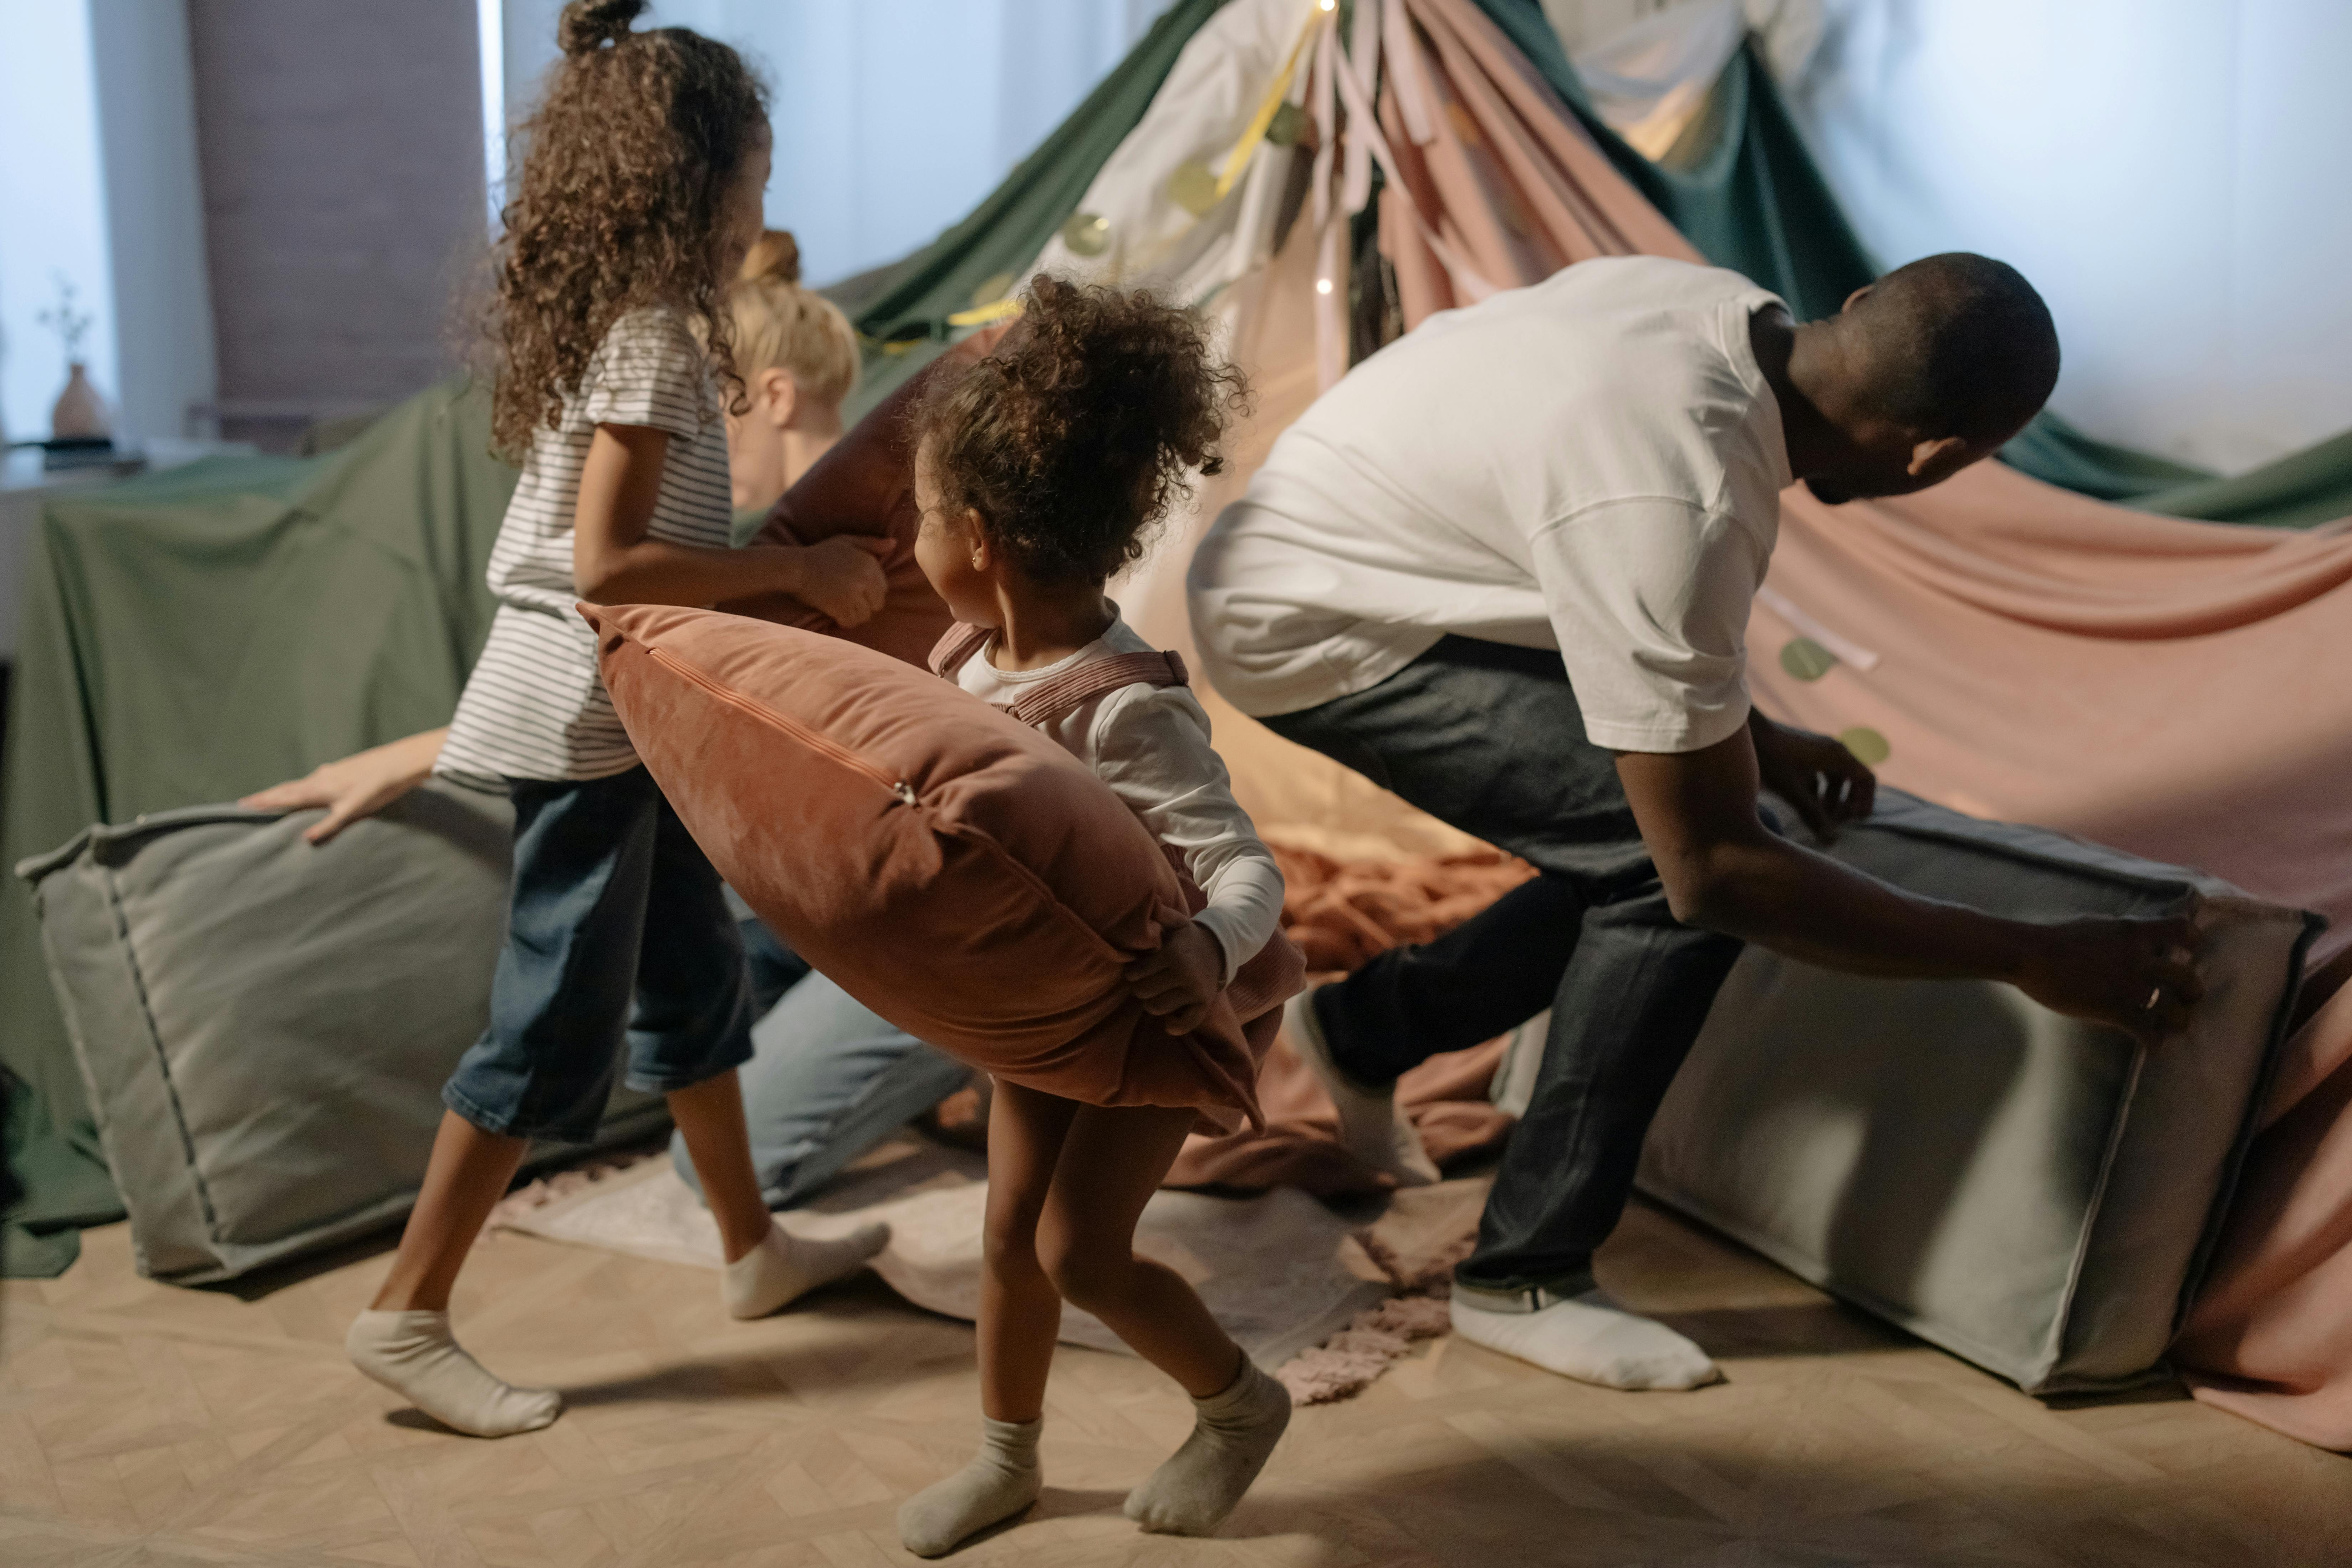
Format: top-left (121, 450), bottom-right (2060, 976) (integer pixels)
top-left (1449, 1288), bottom-right (1720, 1390)
top-left (1124, 1359), bottom-right (1291, 1536)
top-left (723, 1215), bottom-right (889, 1320)
top-left (1285, 989), bottom-right (1438, 1186)
top-left (346, 1309), bottom-right (562, 1438)
top-left (898, 1415), bottom-right (1042, 1558)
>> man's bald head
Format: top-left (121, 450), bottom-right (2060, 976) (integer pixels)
top-left (1776, 252), bottom-right (2060, 505)
top-left (1847, 252), bottom-right (2060, 445)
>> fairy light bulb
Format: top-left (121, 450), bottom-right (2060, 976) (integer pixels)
top-left (1319, 0), bottom-right (1335, 10)
top-left (1316, 277), bottom-right (1334, 295)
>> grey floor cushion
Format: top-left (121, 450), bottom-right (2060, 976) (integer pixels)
top-left (17, 782), bottom-right (667, 1284)
top-left (1638, 790), bottom-right (2318, 1394)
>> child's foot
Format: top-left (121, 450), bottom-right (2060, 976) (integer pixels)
top-left (346, 1309), bottom-right (562, 1437)
top-left (897, 1415), bottom-right (1042, 1557)
top-left (1285, 989), bottom-right (1439, 1186)
top-left (1124, 1358), bottom-right (1291, 1536)
top-left (723, 1215), bottom-right (889, 1319)
top-left (1450, 1288), bottom-right (1721, 1389)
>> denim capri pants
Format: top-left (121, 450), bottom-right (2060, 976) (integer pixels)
top-left (443, 766), bottom-right (754, 1143)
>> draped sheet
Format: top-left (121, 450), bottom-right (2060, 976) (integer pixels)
top-left (1121, 0), bottom-right (2352, 1448)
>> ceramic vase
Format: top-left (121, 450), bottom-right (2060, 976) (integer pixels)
top-left (52, 362), bottom-right (111, 439)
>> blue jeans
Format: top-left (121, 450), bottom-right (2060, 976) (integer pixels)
top-left (444, 768), bottom-right (754, 1144)
top-left (1262, 636), bottom-right (1750, 1298)
top-left (670, 969), bottom-right (972, 1210)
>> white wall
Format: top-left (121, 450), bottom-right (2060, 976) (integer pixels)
top-left (486, 0), bottom-right (1166, 287)
top-left (0, 2), bottom-right (115, 443)
top-left (90, 0), bottom-right (217, 445)
top-left (0, 0), bottom-right (215, 446)
top-left (1789, 0), bottom-right (2352, 473)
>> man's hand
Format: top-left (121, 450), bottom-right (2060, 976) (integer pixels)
top-left (1125, 914), bottom-right (1228, 1036)
top-left (1617, 730), bottom-right (2209, 1047)
top-left (785, 535), bottom-right (892, 628)
top-left (1750, 710), bottom-right (1876, 842)
top-left (2014, 912), bottom-right (2204, 1047)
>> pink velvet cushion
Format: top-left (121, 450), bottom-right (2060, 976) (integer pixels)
top-left (585, 602), bottom-right (1265, 1124)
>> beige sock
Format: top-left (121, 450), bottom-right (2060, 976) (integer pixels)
top-left (346, 1309), bottom-right (561, 1438)
top-left (1124, 1359), bottom-right (1291, 1536)
top-left (897, 1415), bottom-right (1043, 1558)
top-left (723, 1216), bottom-right (889, 1320)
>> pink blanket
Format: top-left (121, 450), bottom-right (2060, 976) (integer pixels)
top-left (1133, 0), bottom-right (2352, 1447)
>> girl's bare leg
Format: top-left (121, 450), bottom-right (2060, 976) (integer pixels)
top-left (347, 1112), bottom-right (559, 1436)
top-left (371, 1110), bottom-right (528, 1312)
top-left (1033, 1103), bottom-right (1239, 1395)
top-left (666, 1070), bottom-right (779, 1261)
top-left (670, 1069), bottom-right (890, 1318)
top-left (979, 1078), bottom-right (1079, 1421)
top-left (1034, 1103), bottom-right (1291, 1538)
top-left (898, 1078), bottom-right (1072, 1557)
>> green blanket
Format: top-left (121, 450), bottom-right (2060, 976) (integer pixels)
top-left (1, 381), bottom-right (516, 1273)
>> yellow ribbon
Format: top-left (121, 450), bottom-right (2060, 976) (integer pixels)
top-left (944, 296), bottom-right (1026, 329)
top-left (1212, 8), bottom-right (1324, 204)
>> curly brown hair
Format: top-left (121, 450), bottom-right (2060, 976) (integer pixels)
top-left (913, 276), bottom-right (1250, 583)
top-left (482, 0), bottom-right (768, 457)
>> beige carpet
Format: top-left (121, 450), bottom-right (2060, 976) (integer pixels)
top-left (491, 1143), bottom-right (1461, 1373)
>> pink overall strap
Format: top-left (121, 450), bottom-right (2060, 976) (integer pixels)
top-left (927, 622), bottom-right (992, 679)
top-left (928, 622), bottom-right (1192, 727)
top-left (1004, 649), bottom-right (1190, 727)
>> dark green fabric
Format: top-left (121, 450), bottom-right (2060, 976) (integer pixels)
top-left (1996, 410), bottom-right (2215, 502)
top-left (828, 0), bottom-right (1227, 422)
top-left (0, 1071), bottom-right (120, 1276)
top-left (1473, 6), bottom-right (1875, 322)
top-left (2136, 429), bottom-right (2352, 528)
top-left (2002, 413), bottom-right (2352, 529)
top-left (1, 378), bottom-right (516, 1275)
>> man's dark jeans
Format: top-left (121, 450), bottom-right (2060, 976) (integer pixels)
top-left (1262, 636), bottom-right (1746, 1297)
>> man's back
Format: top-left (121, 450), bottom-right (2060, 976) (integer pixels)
top-left (1190, 255), bottom-right (1791, 753)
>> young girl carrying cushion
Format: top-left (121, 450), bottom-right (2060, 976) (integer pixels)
top-left (342, 0), bottom-right (896, 1439)
top-left (894, 277), bottom-right (1302, 1554)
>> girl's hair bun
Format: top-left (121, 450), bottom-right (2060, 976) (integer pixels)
top-left (738, 230), bottom-right (801, 285)
top-left (558, 0), bottom-right (646, 56)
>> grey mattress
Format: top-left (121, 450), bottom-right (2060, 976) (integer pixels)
top-left (1638, 789), bottom-right (2317, 1393)
top-left (18, 782), bottom-right (667, 1283)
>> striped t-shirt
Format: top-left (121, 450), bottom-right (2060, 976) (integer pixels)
top-left (439, 307), bottom-right (735, 783)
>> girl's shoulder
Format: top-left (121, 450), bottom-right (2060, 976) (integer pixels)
top-left (1087, 673), bottom-right (1220, 784)
top-left (573, 305), bottom-right (716, 435)
top-left (1083, 616), bottom-right (1210, 739)
top-left (588, 305), bottom-right (705, 376)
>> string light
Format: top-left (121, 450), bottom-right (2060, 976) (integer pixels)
top-left (1316, 277), bottom-right (1334, 295)
top-left (1319, 0), bottom-right (1336, 10)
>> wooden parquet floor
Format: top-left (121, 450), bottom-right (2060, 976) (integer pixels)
top-left (5, 1195), bottom-right (2348, 1568)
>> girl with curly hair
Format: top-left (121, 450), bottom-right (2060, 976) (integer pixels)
top-left (343, 0), bottom-right (891, 1440)
top-left (894, 277), bottom-right (1297, 1555)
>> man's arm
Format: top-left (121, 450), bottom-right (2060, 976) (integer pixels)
top-left (1615, 722), bottom-right (2202, 1046)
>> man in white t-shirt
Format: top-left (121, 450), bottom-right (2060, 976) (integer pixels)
top-left (1187, 253), bottom-right (2201, 1393)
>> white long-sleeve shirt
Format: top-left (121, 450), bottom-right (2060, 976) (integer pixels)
top-left (954, 613), bottom-right (1286, 983)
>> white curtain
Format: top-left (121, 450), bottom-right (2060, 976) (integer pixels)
top-left (493, 0), bottom-right (1173, 287)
